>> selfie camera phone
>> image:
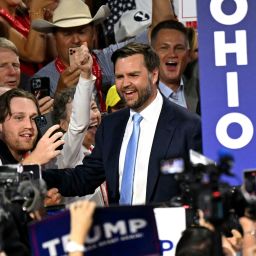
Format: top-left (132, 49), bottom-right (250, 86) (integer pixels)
top-left (31, 77), bottom-right (50, 99)
top-left (34, 112), bottom-right (63, 150)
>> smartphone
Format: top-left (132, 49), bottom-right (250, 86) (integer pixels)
top-left (68, 47), bottom-right (80, 66)
top-left (34, 112), bottom-right (63, 150)
top-left (31, 77), bottom-right (50, 99)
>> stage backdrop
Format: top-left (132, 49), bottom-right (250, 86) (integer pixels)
top-left (197, 0), bottom-right (256, 184)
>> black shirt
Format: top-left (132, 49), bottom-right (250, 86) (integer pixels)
top-left (0, 139), bottom-right (18, 164)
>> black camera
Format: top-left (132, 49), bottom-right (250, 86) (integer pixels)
top-left (162, 150), bottom-right (255, 227)
top-left (0, 164), bottom-right (46, 254)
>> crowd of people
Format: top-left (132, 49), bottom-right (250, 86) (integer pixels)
top-left (0, 0), bottom-right (255, 255)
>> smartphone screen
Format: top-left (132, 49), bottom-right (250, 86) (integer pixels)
top-left (31, 77), bottom-right (50, 99)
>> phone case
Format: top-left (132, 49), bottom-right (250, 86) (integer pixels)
top-left (69, 47), bottom-right (79, 66)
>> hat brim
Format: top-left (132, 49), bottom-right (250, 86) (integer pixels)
top-left (32, 5), bottom-right (110, 33)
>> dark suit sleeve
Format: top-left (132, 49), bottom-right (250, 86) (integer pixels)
top-left (42, 124), bottom-right (106, 197)
top-left (187, 114), bottom-right (202, 153)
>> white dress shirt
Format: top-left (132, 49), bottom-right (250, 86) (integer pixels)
top-left (119, 90), bottom-right (163, 205)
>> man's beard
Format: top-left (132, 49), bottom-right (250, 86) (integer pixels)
top-left (120, 74), bottom-right (153, 111)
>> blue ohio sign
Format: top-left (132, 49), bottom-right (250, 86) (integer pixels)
top-left (197, 0), bottom-right (256, 184)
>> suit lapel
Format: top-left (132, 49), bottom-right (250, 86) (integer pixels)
top-left (183, 76), bottom-right (199, 113)
top-left (106, 109), bottom-right (130, 202)
top-left (146, 98), bottom-right (177, 203)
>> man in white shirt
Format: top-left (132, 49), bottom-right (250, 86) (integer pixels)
top-left (43, 42), bottom-right (202, 205)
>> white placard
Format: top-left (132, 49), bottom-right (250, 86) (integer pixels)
top-left (154, 207), bottom-right (186, 256)
top-left (174, 0), bottom-right (197, 22)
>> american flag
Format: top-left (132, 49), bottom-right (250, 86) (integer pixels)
top-left (104, 0), bottom-right (136, 37)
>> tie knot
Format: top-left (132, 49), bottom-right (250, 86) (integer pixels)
top-left (132, 113), bottom-right (143, 124)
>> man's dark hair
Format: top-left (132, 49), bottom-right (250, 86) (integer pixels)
top-left (150, 19), bottom-right (189, 48)
top-left (52, 88), bottom-right (76, 124)
top-left (0, 88), bottom-right (39, 123)
top-left (111, 42), bottom-right (160, 72)
top-left (175, 226), bottom-right (216, 256)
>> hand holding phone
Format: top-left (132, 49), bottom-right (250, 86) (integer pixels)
top-left (25, 118), bottom-right (64, 165)
top-left (34, 112), bottom-right (64, 151)
top-left (68, 44), bottom-right (93, 79)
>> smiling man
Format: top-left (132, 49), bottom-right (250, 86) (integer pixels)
top-left (151, 20), bottom-right (200, 114)
top-left (0, 88), bottom-right (64, 165)
top-left (42, 42), bottom-right (202, 205)
top-left (0, 37), bottom-right (20, 88)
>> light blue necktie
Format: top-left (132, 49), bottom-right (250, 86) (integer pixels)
top-left (120, 113), bottom-right (143, 205)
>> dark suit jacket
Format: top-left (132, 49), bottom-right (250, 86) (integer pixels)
top-left (43, 97), bottom-right (202, 205)
top-left (183, 60), bottom-right (200, 115)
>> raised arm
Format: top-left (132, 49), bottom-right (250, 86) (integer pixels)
top-left (9, 0), bottom-right (58, 63)
top-left (57, 42), bottom-right (95, 168)
top-left (151, 0), bottom-right (176, 29)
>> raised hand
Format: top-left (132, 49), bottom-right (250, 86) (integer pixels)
top-left (23, 124), bottom-right (64, 165)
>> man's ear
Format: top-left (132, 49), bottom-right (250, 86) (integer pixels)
top-left (152, 68), bottom-right (159, 85)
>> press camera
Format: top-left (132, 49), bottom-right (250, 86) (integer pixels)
top-left (161, 150), bottom-right (256, 228)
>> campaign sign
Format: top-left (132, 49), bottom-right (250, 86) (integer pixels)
top-left (197, 0), bottom-right (256, 184)
top-left (29, 205), bottom-right (160, 256)
top-left (154, 207), bottom-right (186, 256)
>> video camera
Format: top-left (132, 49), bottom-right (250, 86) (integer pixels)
top-left (161, 150), bottom-right (256, 229)
top-left (0, 164), bottom-right (46, 213)
top-left (0, 164), bottom-right (47, 254)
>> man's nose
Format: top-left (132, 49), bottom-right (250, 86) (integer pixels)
top-left (24, 117), bottom-right (33, 128)
top-left (123, 77), bottom-right (131, 87)
top-left (71, 33), bottom-right (82, 44)
top-left (167, 47), bottom-right (177, 56)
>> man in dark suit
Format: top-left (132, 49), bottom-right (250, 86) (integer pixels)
top-left (150, 20), bottom-right (200, 114)
top-left (43, 42), bottom-right (202, 205)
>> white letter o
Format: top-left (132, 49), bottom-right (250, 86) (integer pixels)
top-left (216, 113), bottom-right (253, 149)
top-left (210, 0), bottom-right (248, 25)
